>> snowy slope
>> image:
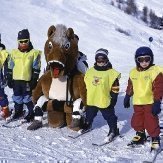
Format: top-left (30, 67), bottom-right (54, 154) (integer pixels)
top-left (0, 0), bottom-right (163, 162)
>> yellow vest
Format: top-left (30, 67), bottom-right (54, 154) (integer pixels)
top-left (84, 67), bottom-right (120, 108)
top-left (0, 50), bottom-right (8, 69)
top-left (9, 49), bottom-right (41, 81)
top-left (130, 65), bottom-right (161, 105)
top-left (159, 66), bottom-right (163, 73)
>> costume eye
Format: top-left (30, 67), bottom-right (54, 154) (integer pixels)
top-left (64, 41), bottom-right (70, 50)
top-left (48, 41), bottom-right (53, 49)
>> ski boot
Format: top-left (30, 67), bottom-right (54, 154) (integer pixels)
top-left (104, 127), bottom-right (120, 142)
top-left (80, 121), bottom-right (92, 133)
top-left (151, 136), bottom-right (161, 152)
top-left (128, 130), bottom-right (147, 147)
top-left (0, 106), bottom-right (10, 119)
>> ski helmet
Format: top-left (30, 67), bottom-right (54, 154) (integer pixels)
top-left (135, 46), bottom-right (153, 67)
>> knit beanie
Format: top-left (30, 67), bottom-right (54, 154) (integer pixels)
top-left (95, 48), bottom-right (108, 60)
top-left (17, 29), bottom-right (30, 40)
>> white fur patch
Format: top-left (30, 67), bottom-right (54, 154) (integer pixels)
top-left (49, 76), bottom-right (70, 100)
top-left (72, 115), bottom-right (81, 119)
top-left (73, 98), bottom-right (82, 112)
top-left (34, 116), bottom-right (43, 121)
top-left (35, 95), bottom-right (48, 108)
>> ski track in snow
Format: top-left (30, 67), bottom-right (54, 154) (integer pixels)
top-left (0, 110), bottom-right (163, 163)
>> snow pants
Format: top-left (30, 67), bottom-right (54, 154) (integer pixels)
top-left (0, 87), bottom-right (8, 107)
top-left (85, 105), bottom-right (117, 130)
top-left (12, 80), bottom-right (34, 114)
top-left (131, 104), bottom-right (160, 137)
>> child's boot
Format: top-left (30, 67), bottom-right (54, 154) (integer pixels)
top-left (128, 130), bottom-right (147, 146)
top-left (0, 106), bottom-right (10, 119)
top-left (80, 121), bottom-right (92, 133)
top-left (151, 136), bottom-right (161, 152)
top-left (104, 127), bottom-right (120, 142)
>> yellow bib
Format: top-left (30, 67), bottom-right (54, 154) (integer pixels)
top-left (130, 65), bottom-right (161, 105)
top-left (9, 49), bottom-right (41, 81)
top-left (84, 68), bottom-right (120, 108)
top-left (0, 50), bottom-right (8, 69)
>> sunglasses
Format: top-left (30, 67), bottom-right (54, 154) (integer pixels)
top-left (18, 39), bottom-right (29, 44)
top-left (96, 59), bottom-right (106, 63)
top-left (137, 56), bottom-right (151, 63)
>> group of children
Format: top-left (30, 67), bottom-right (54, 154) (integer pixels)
top-left (0, 29), bottom-right (162, 152)
top-left (82, 46), bottom-right (162, 152)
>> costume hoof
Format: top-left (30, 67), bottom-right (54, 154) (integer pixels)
top-left (27, 120), bottom-right (43, 130)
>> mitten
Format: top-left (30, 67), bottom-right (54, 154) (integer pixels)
top-left (123, 94), bottom-right (131, 108)
top-left (152, 101), bottom-right (161, 116)
top-left (29, 79), bottom-right (37, 90)
top-left (30, 69), bottom-right (40, 90)
top-left (7, 74), bottom-right (14, 88)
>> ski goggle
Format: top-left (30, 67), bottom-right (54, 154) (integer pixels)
top-left (18, 39), bottom-right (29, 44)
top-left (96, 59), bottom-right (106, 63)
top-left (137, 55), bottom-right (151, 63)
top-left (96, 56), bottom-right (107, 63)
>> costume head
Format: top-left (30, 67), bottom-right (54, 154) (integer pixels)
top-left (44, 24), bottom-right (78, 78)
top-left (135, 46), bottom-right (154, 67)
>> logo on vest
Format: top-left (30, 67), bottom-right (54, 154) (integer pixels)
top-left (92, 76), bottom-right (102, 86)
top-left (131, 77), bottom-right (137, 80)
top-left (144, 75), bottom-right (150, 80)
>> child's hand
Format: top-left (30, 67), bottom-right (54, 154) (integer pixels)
top-left (7, 79), bottom-right (14, 88)
top-left (152, 101), bottom-right (161, 116)
top-left (123, 94), bottom-right (130, 108)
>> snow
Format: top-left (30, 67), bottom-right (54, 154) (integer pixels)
top-left (0, 0), bottom-right (163, 162)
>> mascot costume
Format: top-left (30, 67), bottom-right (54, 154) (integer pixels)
top-left (28, 24), bottom-right (87, 131)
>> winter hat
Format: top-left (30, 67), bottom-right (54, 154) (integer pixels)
top-left (95, 48), bottom-right (108, 60)
top-left (17, 29), bottom-right (30, 40)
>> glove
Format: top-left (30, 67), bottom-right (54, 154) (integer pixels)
top-left (7, 74), bottom-right (14, 88)
top-left (123, 94), bottom-right (130, 108)
top-left (30, 69), bottom-right (40, 90)
top-left (7, 80), bottom-right (14, 88)
top-left (152, 101), bottom-right (161, 116)
top-left (29, 79), bottom-right (37, 90)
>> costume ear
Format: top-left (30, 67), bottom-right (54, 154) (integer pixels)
top-left (66, 28), bottom-right (74, 40)
top-left (47, 25), bottom-right (56, 38)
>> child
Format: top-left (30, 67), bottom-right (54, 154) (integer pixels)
top-left (83, 48), bottom-right (121, 142)
top-left (124, 46), bottom-right (163, 151)
top-left (7, 29), bottom-right (41, 122)
top-left (0, 42), bottom-right (10, 119)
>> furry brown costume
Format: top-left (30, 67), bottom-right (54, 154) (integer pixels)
top-left (31, 24), bottom-right (86, 130)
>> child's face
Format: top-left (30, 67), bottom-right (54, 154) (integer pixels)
top-left (137, 55), bottom-right (151, 68)
top-left (96, 56), bottom-right (107, 66)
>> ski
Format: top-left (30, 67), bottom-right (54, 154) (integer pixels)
top-left (2, 122), bottom-right (23, 128)
top-left (1, 118), bottom-right (27, 128)
top-left (92, 135), bottom-right (124, 147)
top-left (68, 128), bottom-right (92, 139)
top-left (143, 148), bottom-right (163, 163)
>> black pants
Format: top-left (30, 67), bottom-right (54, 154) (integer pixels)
top-left (85, 105), bottom-right (117, 129)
